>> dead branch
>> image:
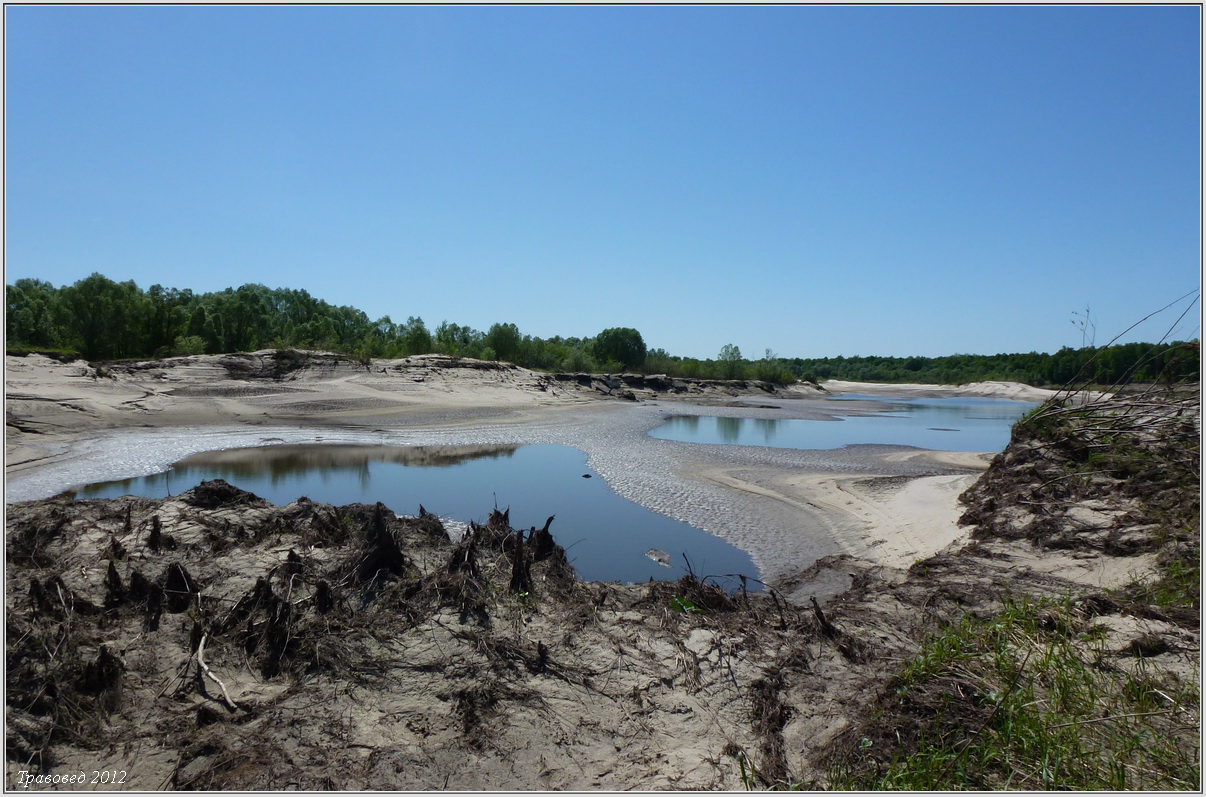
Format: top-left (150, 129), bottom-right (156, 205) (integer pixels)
top-left (196, 634), bottom-right (239, 711)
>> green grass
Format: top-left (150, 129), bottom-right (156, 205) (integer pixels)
top-left (1112, 537), bottom-right (1200, 630)
top-left (831, 596), bottom-right (1200, 791)
top-left (829, 387), bottom-right (1199, 790)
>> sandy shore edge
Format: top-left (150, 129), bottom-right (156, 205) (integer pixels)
top-left (5, 352), bottom-right (1056, 592)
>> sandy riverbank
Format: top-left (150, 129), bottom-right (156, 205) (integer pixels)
top-left (5, 351), bottom-right (1055, 595)
top-left (12, 352), bottom-right (1196, 791)
top-left (820, 378), bottom-right (1056, 402)
top-left (7, 363), bottom-right (1193, 790)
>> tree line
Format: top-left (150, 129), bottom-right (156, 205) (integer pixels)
top-left (6, 273), bottom-right (1198, 387)
top-left (777, 346), bottom-right (1199, 387)
top-left (4, 273), bottom-right (652, 372)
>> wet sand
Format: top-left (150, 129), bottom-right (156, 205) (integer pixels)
top-left (4, 351), bottom-right (1054, 597)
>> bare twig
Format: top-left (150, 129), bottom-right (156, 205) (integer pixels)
top-left (196, 634), bottom-right (239, 711)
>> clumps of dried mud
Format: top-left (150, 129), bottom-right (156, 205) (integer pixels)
top-left (7, 389), bottom-right (1198, 790)
top-left (6, 480), bottom-right (837, 790)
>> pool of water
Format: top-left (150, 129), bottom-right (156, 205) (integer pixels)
top-left (649, 396), bottom-right (1037, 453)
top-left (63, 443), bottom-right (760, 589)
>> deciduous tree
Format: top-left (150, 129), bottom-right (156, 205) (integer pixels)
top-left (593, 327), bottom-right (647, 371)
top-left (717, 343), bottom-right (744, 379)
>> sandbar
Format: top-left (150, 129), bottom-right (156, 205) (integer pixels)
top-left (4, 351), bottom-right (1055, 598)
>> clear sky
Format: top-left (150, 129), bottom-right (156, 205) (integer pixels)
top-left (5, 5), bottom-right (1201, 360)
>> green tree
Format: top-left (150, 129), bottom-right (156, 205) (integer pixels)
top-left (434, 321), bottom-right (484, 356)
top-left (187, 302), bottom-right (223, 353)
top-left (6, 278), bottom-right (62, 348)
top-left (172, 334), bottom-right (207, 355)
top-left (145, 284), bottom-right (194, 356)
top-left (399, 316), bottom-right (433, 356)
top-left (717, 343), bottom-right (744, 379)
top-left (57, 273), bottom-right (147, 359)
top-left (305, 316), bottom-right (338, 349)
top-left (327, 304), bottom-right (371, 350)
top-left (355, 316), bottom-right (397, 359)
top-left (592, 327), bottom-right (647, 371)
top-left (754, 348), bottom-right (794, 385)
top-left (485, 322), bottom-right (521, 362)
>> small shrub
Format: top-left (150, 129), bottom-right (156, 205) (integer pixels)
top-left (172, 335), bottom-right (207, 356)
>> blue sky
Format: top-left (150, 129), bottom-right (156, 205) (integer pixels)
top-left (5, 5), bottom-right (1201, 359)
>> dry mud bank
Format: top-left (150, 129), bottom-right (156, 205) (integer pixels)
top-left (5, 391), bottom-right (1199, 790)
top-left (5, 482), bottom-right (824, 789)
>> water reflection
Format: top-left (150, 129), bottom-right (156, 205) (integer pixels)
top-left (178, 443), bottom-right (518, 480)
top-left (64, 444), bottom-right (519, 500)
top-left (650, 397), bottom-right (1037, 453)
top-left (709, 416), bottom-right (782, 445)
top-left (60, 443), bottom-right (759, 589)
top-left (753, 418), bottom-right (779, 445)
top-left (716, 416), bottom-right (743, 444)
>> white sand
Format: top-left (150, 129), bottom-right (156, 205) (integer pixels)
top-left (822, 379), bottom-right (1058, 402)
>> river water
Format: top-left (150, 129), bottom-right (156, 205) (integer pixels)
top-left (63, 442), bottom-right (760, 588)
top-left (650, 395), bottom-right (1037, 452)
top-left (7, 393), bottom-right (1039, 589)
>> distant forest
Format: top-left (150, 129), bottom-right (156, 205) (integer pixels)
top-left (6, 273), bottom-right (1199, 387)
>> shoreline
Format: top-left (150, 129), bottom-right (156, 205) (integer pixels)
top-left (7, 365), bottom-right (1191, 791)
top-left (4, 352), bottom-right (1055, 597)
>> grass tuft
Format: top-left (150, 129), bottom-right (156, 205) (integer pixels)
top-left (830, 595), bottom-right (1200, 790)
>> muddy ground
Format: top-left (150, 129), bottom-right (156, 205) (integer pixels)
top-left (5, 386), bottom-right (1199, 790)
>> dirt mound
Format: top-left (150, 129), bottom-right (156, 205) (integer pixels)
top-left (216, 350), bottom-right (364, 381)
top-left (959, 393), bottom-right (1199, 559)
top-left (5, 487), bottom-right (836, 790)
top-left (181, 479), bottom-right (272, 510)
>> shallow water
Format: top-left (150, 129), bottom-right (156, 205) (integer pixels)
top-left (65, 442), bottom-right (761, 589)
top-left (649, 395), bottom-right (1037, 453)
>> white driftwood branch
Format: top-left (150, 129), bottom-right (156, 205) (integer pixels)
top-left (196, 633), bottom-right (239, 711)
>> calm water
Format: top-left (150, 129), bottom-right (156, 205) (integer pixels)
top-left (65, 443), bottom-right (759, 589)
top-left (649, 396), bottom-right (1037, 452)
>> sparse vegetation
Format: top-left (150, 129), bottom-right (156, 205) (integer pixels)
top-left (3, 483), bottom-right (824, 789)
top-left (830, 595), bottom-right (1199, 790)
top-left (827, 382), bottom-right (1200, 790)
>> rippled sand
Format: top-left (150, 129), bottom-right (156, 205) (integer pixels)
top-left (5, 351), bottom-right (1053, 598)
